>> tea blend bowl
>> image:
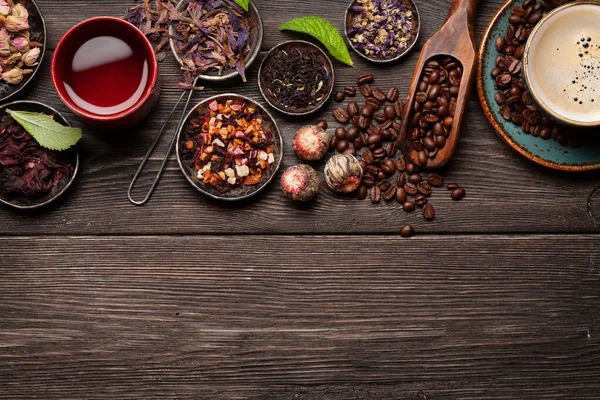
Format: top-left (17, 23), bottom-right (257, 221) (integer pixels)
top-left (0, 0), bottom-right (46, 103)
top-left (168, 0), bottom-right (263, 82)
top-left (345, 0), bottom-right (420, 63)
top-left (258, 40), bottom-right (335, 116)
top-left (0, 101), bottom-right (80, 210)
top-left (176, 94), bottom-right (283, 201)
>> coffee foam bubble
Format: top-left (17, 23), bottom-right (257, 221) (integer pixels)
top-left (527, 3), bottom-right (600, 123)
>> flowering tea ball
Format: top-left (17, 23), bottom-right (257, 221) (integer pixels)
top-left (324, 154), bottom-right (363, 193)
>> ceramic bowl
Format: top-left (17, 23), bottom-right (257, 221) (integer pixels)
top-left (168, 0), bottom-right (263, 82)
top-left (477, 0), bottom-right (600, 172)
top-left (344, 0), bottom-right (420, 63)
top-left (0, 0), bottom-right (46, 103)
top-left (0, 101), bottom-right (80, 209)
top-left (258, 40), bottom-right (335, 116)
top-left (176, 94), bottom-right (283, 201)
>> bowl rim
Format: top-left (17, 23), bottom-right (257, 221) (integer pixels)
top-left (0, 0), bottom-right (47, 103)
top-left (344, 0), bottom-right (421, 64)
top-left (0, 100), bottom-right (80, 210)
top-left (168, 0), bottom-right (264, 82)
top-left (523, 1), bottom-right (600, 128)
top-left (257, 39), bottom-right (336, 116)
top-left (476, 0), bottom-right (600, 173)
top-left (175, 93), bottom-right (283, 201)
top-left (51, 16), bottom-right (159, 122)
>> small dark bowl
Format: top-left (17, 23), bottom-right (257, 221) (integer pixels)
top-left (258, 40), bottom-right (335, 116)
top-left (345, 0), bottom-right (420, 63)
top-left (176, 94), bottom-right (283, 201)
top-left (0, 101), bottom-right (79, 209)
top-left (0, 0), bottom-right (46, 102)
top-left (168, 0), bottom-right (263, 82)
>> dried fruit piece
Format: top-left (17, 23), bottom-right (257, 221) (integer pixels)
top-left (293, 125), bottom-right (331, 161)
top-left (281, 164), bottom-right (320, 202)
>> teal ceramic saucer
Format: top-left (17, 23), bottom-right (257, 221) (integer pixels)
top-left (477, 0), bottom-right (600, 172)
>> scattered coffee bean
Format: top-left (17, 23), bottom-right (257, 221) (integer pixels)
top-left (371, 186), bottom-right (381, 203)
top-left (357, 73), bottom-right (374, 85)
top-left (400, 224), bottom-right (415, 238)
top-left (414, 194), bottom-right (428, 207)
top-left (427, 173), bottom-right (443, 187)
top-left (404, 182), bottom-right (418, 196)
top-left (333, 108), bottom-right (349, 124)
top-left (423, 204), bottom-right (435, 221)
top-left (396, 187), bottom-right (407, 203)
top-left (403, 201), bottom-right (416, 212)
top-left (387, 87), bottom-right (399, 102)
top-left (335, 127), bottom-right (347, 140)
top-left (408, 174), bottom-right (422, 184)
top-left (334, 91), bottom-right (346, 103)
top-left (395, 158), bottom-right (406, 172)
top-left (384, 186), bottom-right (396, 202)
top-left (344, 86), bottom-right (356, 96)
top-left (360, 84), bottom-right (372, 97)
top-left (372, 88), bottom-right (387, 102)
top-left (447, 183), bottom-right (459, 190)
top-left (417, 182), bottom-right (431, 196)
top-left (357, 185), bottom-right (368, 200)
top-left (451, 187), bottom-right (466, 200)
top-left (316, 120), bottom-right (328, 130)
top-left (347, 101), bottom-right (359, 117)
top-left (397, 173), bottom-right (406, 186)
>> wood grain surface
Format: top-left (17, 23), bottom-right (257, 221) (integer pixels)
top-left (1, 0), bottom-right (599, 398)
top-left (1, 235), bottom-right (599, 399)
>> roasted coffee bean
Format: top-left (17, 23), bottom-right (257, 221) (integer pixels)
top-left (415, 92), bottom-right (428, 103)
top-left (353, 137), bottom-right (364, 150)
top-left (372, 88), bottom-right (387, 102)
top-left (358, 115), bottom-right (370, 129)
top-left (357, 73), bottom-right (374, 85)
top-left (443, 116), bottom-right (454, 129)
top-left (362, 175), bottom-right (375, 187)
top-left (403, 201), bottom-right (416, 213)
top-left (427, 173), bottom-right (443, 187)
top-left (379, 179), bottom-right (391, 192)
top-left (408, 174), bottom-right (422, 184)
top-left (423, 204), bottom-right (435, 221)
top-left (415, 194), bottom-right (428, 207)
top-left (365, 97), bottom-right (381, 108)
top-left (400, 224), bottom-right (415, 238)
top-left (376, 171), bottom-right (386, 182)
top-left (387, 87), bottom-right (399, 102)
top-left (395, 159), bottom-right (406, 173)
top-left (335, 127), bottom-right (347, 140)
top-left (397, 173), bottom-right (406, 187)
top-left (384, 105), bottom-right (396, 119)
top-left (361, 104), bottom-right (376, 117)
top-left (336, 140), bottom-right (349, 153)
top-left (417, 151), bottom-right (428, 166)
top-left (428, 84), bottom-right (441, 100)
top-left (343, 147), bottom-right (356, 156)
top-left (423, 136), bottom-right (436, 151)
top-left (381, 159), bottom-right (396, 175)
top-left (417, 182), bottom-right (432, 196)
top-left (333, 108), bottom-right (349, 124)
top-left (373, 148), bottom-right (386, 160)
top-left (385, 141), bottom-right (397, 157)
top-left (394, 100), bottom-right (404, 117)
top-left (495, 36), bottom-right (506, 52)
top-left (405, 163), bottom-right (419, 175)
top-left (417, 80), bottom-right (428, 93)
top-left (347, 101), bottom-right (359, 117)
top-left (451, 187), bottom-right (466, 200)
top-left (449, 86), bottom-right (459, 97)
top-left (344, 86), bottom-right (356, 96)
top-left (375, 113), bottom-right (388, 123)
top-left (360, 84), bottom-right (372, 97)
top-left (383, 186), bottom-right (396, 202)
top-left (334, 91), bottom-right (346, 103)
top-left (363, 150), bottom-right (374, 164)
top-left (356, 185), bottom-right (368, 200)
top-left (404, 182), bottom-right (418, 196)
top-left (380, 119), bottom-right (393, 131)
top-left (370, 186), bottom-right (381, 203)
top-left (367, 133), bottom-right (382, 145)
top-left (447, 183), bottom-right (459, 190)
top-left (392, 119), bottom-right (403, 133)
top-left (359, 160), bottom-right (368, 173)
top-left (347, 126), bottom-right (359, 141)
top-left (316, 120), bottom-right (328, 130)
top-left (330, 136), bottom-right (338, 151)
top-left (494, 92), bottom-right (506, 105)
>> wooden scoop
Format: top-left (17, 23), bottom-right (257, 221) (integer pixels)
top-left (400, 0), bottom-right (480, 169)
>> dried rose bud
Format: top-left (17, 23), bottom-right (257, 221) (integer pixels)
top-left (10, 4), bottom-right (28, 19)
top-left (4, 16), bottom-right (29, 32)
top-left (0, 40), bottom-right (10, 57)
top-left (21, 47), bottom-right (39, 66)
top-left (4, 51), bottom-right (20, 66)
top-left (0, 28), bottom-right (8, 42)
top-left (281, 164), bottom-right (320, 202)
top-left (10, 35), bottom-right (28, 52)
top-left (2, 67), bottom-right (23, 84)
top-left (0, 1), bottom-right (10, 17)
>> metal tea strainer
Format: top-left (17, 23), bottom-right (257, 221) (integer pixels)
top-left (127, 0), bottom-right (264, 206)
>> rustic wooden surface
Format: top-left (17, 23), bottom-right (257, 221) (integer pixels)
top-left (1, 0), bottom-right (599, 398)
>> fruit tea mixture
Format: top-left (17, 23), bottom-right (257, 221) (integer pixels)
top-left (330, 72), bottom-right (466, 237)
top-left (0, 113), bottom-right (73, 199)
top-left (181, 99), bottom-right (276, 193)
top-left (491, 0), bottom-right (589, 147)
top-left (124, 0), bottom-right (251, 87)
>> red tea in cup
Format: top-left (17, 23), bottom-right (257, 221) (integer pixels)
top-left (52, 17), bottom-right (160, 130)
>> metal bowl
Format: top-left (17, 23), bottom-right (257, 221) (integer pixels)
top-left (258, 40), bottom-right (335, 116)
top-left (168, 0), bottom-right (263, 82)
top-left (0, 101), bottom-right (80, 209)
top-left (0, 0), bottom-right (46, 102)
top-left (176, 94), bottom-right (283, 201)
top-left (344, 0), bottom-right (420, 64)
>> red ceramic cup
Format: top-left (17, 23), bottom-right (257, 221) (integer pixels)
top-left (52, 17), bottom-right (160, 131)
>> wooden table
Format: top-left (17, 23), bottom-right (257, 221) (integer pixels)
top-left (1, 0), bottom-right (599, 398)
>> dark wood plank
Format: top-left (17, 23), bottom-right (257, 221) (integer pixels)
top-left (1, 235), bottom-right (599, 399)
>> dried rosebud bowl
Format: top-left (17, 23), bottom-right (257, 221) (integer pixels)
top-left (0, 100), bottom-right (80, 210)
top-left (0, 0), bottom-right (46, 102)
top-left (168, 0), bottom-right (264, 82)
top-left (344, 0), bottom-right (420, 63)
top-left (176, 94), bottom-right (283, 201)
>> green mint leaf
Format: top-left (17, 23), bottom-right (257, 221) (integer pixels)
top-left (280, 16), bottom-right (354, 67)
top-left (233, 0), bottom-right (249, 11)
top-left (7, 110), bottom-right (82, 151)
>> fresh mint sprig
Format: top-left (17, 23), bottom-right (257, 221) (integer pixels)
top-left (7, 110), bottom-right (82, 151)
top-left (233, 0), bottom-right (249, 11)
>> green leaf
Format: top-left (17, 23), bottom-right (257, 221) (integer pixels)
top-left (7, 110), bottom-right (82, 151)
top-left (233, 0), bottom-right (249, 11)
top-left (280, 16), bottom-right (354, 67)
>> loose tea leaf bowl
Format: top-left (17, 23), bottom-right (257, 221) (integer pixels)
top-left (0, 0), bottom-right (46, 103)
top-left (344, 0), bottom-right (420, 63)
top-left (176, 94), bottom-right (283, 201)
top-left (258, 40), bottom-right (335, 116)
top-left (0, 101), bottom-right (79, 210)
top-left (168, 0), bottom-right (263, 82)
